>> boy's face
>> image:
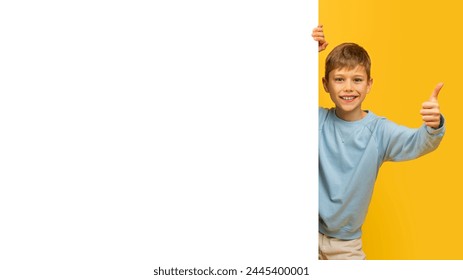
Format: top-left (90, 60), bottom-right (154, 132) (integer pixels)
top-left (322, 65), bottom-right (373, 121)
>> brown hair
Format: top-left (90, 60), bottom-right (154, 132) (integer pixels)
top-left (325, 43), bottom-right (371, 80)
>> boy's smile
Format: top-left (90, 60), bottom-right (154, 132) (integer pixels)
top-left (323, 65), bottom-right (373, 121)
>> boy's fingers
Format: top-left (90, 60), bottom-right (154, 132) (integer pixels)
top-left (420, 108), bottom-right (440, 115)
top-left (421, 101), bottom-right (439, 109)
top-left (312, 25), bottom-right (324, 33)
top-left (429, 82), bottom-right (444, 102)
top-left (425, 121), bottom-right (440, 128)
top-left (422, 115), bottom-right (440, 122)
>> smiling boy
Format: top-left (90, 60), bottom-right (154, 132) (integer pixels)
top-left (313, 26), bottom-right (445, 260)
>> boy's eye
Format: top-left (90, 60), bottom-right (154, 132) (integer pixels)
top-left (354, 78), bottom-right (363, 82)
top-left (334, 77), bottom-right (344, 82)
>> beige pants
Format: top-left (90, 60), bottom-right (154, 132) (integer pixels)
top-left (318, 232), bottom-right (366, 260)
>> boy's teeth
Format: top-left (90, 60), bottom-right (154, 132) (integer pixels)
top-left (341, 96), bottom-right (355, 100)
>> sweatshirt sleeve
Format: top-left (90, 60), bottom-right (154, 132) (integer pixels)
top-left (378, 115), bottom-right (445, 162)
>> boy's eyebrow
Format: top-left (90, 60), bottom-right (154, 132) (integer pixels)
top-left (332, 73), bottom-right (365, 77)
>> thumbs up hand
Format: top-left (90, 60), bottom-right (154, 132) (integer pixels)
top-left (420, 83), bottom-right (444, 129)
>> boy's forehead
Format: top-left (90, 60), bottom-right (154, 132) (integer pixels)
top-left (330, 65), bottom-right (367, 76)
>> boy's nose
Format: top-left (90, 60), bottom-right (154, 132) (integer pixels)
top-left (344, 81), bottom-right (353, 92)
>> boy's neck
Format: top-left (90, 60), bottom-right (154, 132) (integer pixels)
top-left (335, 108), bottom-right (367, 122)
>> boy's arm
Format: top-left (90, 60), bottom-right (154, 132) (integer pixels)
top-left (381, 83), bottom-right (445, 162)
top-left (312, 25), bottom-right (328, 52)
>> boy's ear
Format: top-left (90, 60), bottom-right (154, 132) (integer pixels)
top-left (322, 77), bottom-right (329, 92)
top-left (367, 78), bottom-right (373, 93)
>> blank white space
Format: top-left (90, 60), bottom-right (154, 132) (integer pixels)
top-left (0, 1), bottom-right (315, 279)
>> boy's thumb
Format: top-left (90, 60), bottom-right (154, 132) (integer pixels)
top-left (430, 82), bottom-right (444, 102)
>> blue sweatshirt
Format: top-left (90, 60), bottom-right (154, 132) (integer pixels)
top-left (319, 107), bottom-right (445, 240)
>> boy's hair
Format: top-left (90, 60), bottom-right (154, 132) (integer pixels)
top-left (325, 43), bottom-right (371, 80)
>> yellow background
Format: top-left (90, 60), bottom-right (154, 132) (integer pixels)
top-left (319, 0), bottom-right (461, 259)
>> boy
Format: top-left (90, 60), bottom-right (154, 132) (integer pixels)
top-left (312, 25), bottom-right (445, 260)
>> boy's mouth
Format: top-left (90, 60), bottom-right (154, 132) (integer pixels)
top-left (340, 96), bottom-right (356, 100)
